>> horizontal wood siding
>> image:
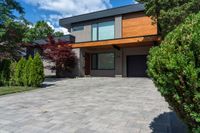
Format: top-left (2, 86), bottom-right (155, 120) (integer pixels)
top-left (122, 12), bottom-right (157, 38)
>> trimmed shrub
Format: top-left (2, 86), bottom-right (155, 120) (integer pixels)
top-left (14, 57), bottom-right (26, 86)
top-left (147, 13), bottom-right (200, 132)
top-left (29, 53), bottom-right (44, 87)
top-left (22, 56), bottom-right (32, 86)
top-left (0, 59), bottom-right (12, 86)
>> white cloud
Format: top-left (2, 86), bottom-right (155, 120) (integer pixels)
top-left (54, 27), bottom-right (69, 35)
top-left (47, 21), bottom-right (69, 35)
top-left (24, 0), bottom-right (112, 34)
top-left (133, 0), bottom-right (139, 4)
top-left (24, 0), bottom-right (112, 16)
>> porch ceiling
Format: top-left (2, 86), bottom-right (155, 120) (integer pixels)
top-left (69, 35), bottom-right (160, 48)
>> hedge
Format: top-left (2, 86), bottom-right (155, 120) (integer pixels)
top-left (0, 53), bottom-right (44, 87)
top-left (147, 13), bottom-right (200, 132)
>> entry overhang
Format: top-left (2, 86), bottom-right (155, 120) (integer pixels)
top-left (68, 35), bottom-right (160, 48)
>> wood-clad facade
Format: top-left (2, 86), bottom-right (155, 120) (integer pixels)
top-left (122, 12), bottom-right (157, 38)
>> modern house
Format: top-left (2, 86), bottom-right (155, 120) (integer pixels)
top-left (59, 4), bottom-right (159, 77)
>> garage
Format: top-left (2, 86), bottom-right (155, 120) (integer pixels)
top-left (127, 55), bottom-right (147, 77)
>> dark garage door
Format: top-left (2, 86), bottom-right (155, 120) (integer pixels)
top-left (127, 55), bottom-right (147, 77)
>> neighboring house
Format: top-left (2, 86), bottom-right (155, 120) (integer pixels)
top-left (59, 4), bottom-right (159, 77)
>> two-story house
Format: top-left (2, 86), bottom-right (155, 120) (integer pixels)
top-left (59, 4), bottom-right (159, 77)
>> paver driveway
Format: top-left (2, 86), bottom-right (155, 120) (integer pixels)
top-left (0, 78), bottom-right (186, 133)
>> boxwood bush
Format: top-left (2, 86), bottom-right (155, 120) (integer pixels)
top-left (148, 13), bottom-right (200, 132)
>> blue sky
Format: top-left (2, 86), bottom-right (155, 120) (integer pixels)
top-left (17, 0), bottom-right (138, 33)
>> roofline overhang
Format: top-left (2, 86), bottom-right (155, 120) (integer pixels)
top-left (66, 35), bottom-right (160, 48)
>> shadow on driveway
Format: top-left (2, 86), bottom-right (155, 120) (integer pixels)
top-left (41, 83), bottom-right (55, 88)
top-left (41, 77), bottom-right (67, 88)
top-left (150, 112), bottom-right (188, 133)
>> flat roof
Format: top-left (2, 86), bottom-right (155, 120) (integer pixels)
top-left (59, 3), bottom-right (144, 28)
top-left (31, 35), bottom-right (75, 46)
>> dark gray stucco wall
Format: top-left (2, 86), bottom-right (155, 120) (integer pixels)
top-left (71, 24), bottom-right (92, 43)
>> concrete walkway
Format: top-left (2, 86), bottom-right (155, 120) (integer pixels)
top-left (0, 78), bottom-right (187, 133)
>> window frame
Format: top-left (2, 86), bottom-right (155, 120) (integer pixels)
top-left (91, 52), bottom-right (115, 70)
top-left (92, 24), bottom-right (98, 41)
top-left (91, 20), bottom-right (115, 41)
top-left (72, 25), bottom-right (84, 32)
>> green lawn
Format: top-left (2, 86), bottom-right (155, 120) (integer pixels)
top-left (0, 86), bottom-right (38, 96)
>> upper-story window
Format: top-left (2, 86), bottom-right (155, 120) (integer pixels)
top-left (72, 25), bottom-right (84, 31)
top-left (92, 21), bottom-right (115, 41)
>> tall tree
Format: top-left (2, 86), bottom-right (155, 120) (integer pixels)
top-left (0, 0), bottom-right (27, 59)
top-left (0, 0), bottom-right (24, 24)
top-left (0, 19), bottom-right (28, 59)
top-left (23, 21), bottom-right (64, 43)
top-left (137, 0), bottom-right (200, 38)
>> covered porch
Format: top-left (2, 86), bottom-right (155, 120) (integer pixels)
top-left (71, 35), bottom-right (160, 77)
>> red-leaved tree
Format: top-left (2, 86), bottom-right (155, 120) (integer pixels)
top-left (42, 36), bottom-right (77, 77)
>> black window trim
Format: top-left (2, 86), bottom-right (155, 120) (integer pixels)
top-left (91, 52), bottom-right (115, 70)
top-left (72, 25), bottom-right (84, 32)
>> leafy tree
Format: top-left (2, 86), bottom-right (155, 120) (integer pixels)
top-left (147, 13), bottom-right (200, 132)
top-left (23, 21), bottom-right (54, 43)
top-left (0, 0), bottom-right (28, 59)
top-left (22, 56), bottom-right (32, 86)
top-left (23, 21), bottom-right (64, 43)
top-left (0, 0), bottom-right (24, 24)
top-left (29, 53), bottom-right (44, 87)
top-left (43, 36), bottom-right (76, 77)
top-left (137, 0), bottom-right (200, 38)
top-left (54, 31), bottom-right (64, 37)
top-left (0, 19), bottom-right (28, 60)
top-left (14, 57), bottom-right (26, 86)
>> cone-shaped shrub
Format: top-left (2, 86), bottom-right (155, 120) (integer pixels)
top-left (22, 56), bottom-right (32, 86)
top-left (29, 53), bottom-right (44, 87)
top-left (14, 57), bottom-right (26, 86)
top-left (148, 13), bottom-right (200, 132)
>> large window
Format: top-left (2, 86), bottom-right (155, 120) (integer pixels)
top-left (91, 53), bottom-right (115, 70)
top-left (92, 21), bottom-right (115, 41)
